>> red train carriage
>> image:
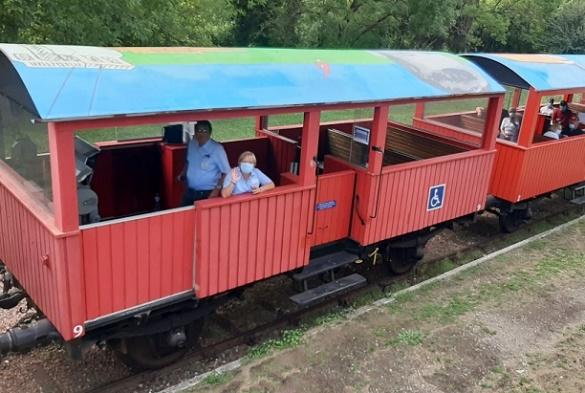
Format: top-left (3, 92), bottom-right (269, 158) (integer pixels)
top-left (414, 54), bottom-right (585, 231)
top-left (0, 45), bottom-right (504, 367)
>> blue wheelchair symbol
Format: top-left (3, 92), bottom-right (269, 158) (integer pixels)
top-left (427, 184), bottom-right (446, 211)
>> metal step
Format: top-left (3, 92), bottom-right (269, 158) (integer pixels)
top-left (289, 273), bottom-right (366, 306)
top-left (293, 251), bottom-right (357, 282)
top-left (570, 195), bottom-right (585, 205)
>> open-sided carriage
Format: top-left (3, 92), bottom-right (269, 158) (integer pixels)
top-left (0, 45), bottom-right (504, 367)
top-left (415, 53), bottom-right (585, 231)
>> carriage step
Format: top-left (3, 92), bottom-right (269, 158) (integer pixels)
top-left (289, 273), bottom-right (366, 306)
top-left (293, 251), bottom-right (357, 282)
top-left (570, 195), bottom-right (585, 205)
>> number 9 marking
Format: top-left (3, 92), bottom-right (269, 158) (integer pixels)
top-left (73, 325), bottom-right (84, 338)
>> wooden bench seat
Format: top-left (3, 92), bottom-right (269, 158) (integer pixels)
top-left (460, 114), bottom-right (485, 133)
top-left (385, 126), bottom-right (466, 161)
top-left (327, 125), bottom-right (468, 168)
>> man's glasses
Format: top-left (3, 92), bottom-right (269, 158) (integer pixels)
top-left (195, 129), bottom-right (209, 134)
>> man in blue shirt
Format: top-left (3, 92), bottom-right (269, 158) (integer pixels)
top-left (178, 120), bottom-right (231, 205)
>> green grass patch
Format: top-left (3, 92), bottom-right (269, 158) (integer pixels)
top-left (247, 328), bottom-right (305, 360)
top-left (202, 371), bottom-right (232, 386)
top-left (311, 309), bottom-right (349, 326)
top-left (420, 258), bottom-right (458, 278)
top-left (388, 329), bottom-right (424, 347)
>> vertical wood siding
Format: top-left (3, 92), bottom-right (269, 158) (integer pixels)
top-left (519, 139), bottom-right (585, 198)
top-left (490, 138), bottom-right (585, 202)
top-left (81, 208), bottom-right (195, 320)
top-left (312, 171), bottom-right (356, 246)
top-left (258, 130), bottom-right (299, 178)
top-left (488, 143), bottom-right (524, 201)
top-left (0, 182), bottom-right (83, 340)
top-left (351, 151), bottom-right (495, 245)
top-left (194, 186), bottom-right (315, 298)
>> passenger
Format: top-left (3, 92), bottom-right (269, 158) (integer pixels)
top-left (475, 106), bottom-right (485, 117)
top-left (221, 151), bottom-right (275, 198)
top-left (539, 98), bottom-right (555, 116)
top-left (178, 120), bottom-right (231, 206)
top-left (499, 107), bottom-right (520, 142)
top-left (553, 101), bottom-right (584, 137)
top-left (543, 124), bottom-right (565, 140)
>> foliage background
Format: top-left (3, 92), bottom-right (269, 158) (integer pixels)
top-left (0, 0), bottom-right (583, 53)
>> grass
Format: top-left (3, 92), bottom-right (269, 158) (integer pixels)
top-left (384, 246), bottom-right (585, 330)
top-left (388, 329), bottom-right (425, 347)
top-left (201, 371), bottom-right (233, 386)
top-left (246, 327), bottom-right (306, 360)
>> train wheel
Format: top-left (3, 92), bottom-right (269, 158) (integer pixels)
top-left (498, 210), bottom-right (523, 233)
top-left (114, 320), bottom-right (204, 370)
top-left (386, 246), bottom-right (421, 274)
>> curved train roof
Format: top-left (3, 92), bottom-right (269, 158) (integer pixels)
top-left (463, 53), bottom-right (585, 92)
top-left (0, 45), bottom-right (504, 121)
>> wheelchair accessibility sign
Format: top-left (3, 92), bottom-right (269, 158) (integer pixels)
top-left (427, 184), bottom-right (446, 211)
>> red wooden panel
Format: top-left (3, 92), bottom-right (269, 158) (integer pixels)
top-left (0, 179), bottom-right (81, 340)
top-left (81, 208), bottom-right (195, 321)
top-left (412, 117), bottom-right (482, 146)
top-left (160, 144), bottom-right (186, 209)
top-left (351, 151), bottom-right (495, 245)
top-left (123, 220), bottom-right (138, 307)
top-left (194, 186), bottom-right (315, 298)
top-left (312, 170), bottom-right (356, 246)
top-left (516, 137), bottom-right (585, 200)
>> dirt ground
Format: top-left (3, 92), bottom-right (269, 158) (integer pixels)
top-left (188, 219), bottom-right (585, 393)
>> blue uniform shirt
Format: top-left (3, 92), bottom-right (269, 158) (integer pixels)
top-left (186, 139), bottom-right (231, 191)
top-left (223, 167), bottom-right (273, 195)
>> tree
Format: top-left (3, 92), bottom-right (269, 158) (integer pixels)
top-left (539, 0), bottom-right (585, 53)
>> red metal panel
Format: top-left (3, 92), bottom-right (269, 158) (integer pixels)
top-left (194, 186), bottom-right (315, 298)
top-left (351, 151), bottom-right (495, 245)
top-left (81, 208), bottom-right (195, 321)
top-left (312, 170), bottom-right (355, 246)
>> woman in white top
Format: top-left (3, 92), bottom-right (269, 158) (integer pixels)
top-left (499, 107), bottom-right (520, 142)
top-left (222, 151), bottom-right (275, 197)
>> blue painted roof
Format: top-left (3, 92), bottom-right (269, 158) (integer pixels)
top-left (463, 53), bottom-right (585, 92)
top-left (0, 45), bottom-right (504, 121)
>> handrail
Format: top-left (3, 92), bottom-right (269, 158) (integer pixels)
top-left (257, 128), bottom-right (298, 145)
top-left (381, 149), bottom-right (494, 174)
top-left (195, 184), bottom-right (315, 209)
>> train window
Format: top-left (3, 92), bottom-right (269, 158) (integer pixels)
top-left (503, 86), bottom-right (529, 109)
top-left (389, 104), bottom-right (415, 125)
top-left (210, 117), bottom-right (256, 141)
top-left (0, 95), bottom-right (53, 210)
top-left (422, 97), bottom-right (489, 146)
top-left (77, 124), bottom-right (165, 144)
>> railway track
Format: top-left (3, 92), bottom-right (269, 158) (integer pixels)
top-left (80, 200), bottom-right (584, 393)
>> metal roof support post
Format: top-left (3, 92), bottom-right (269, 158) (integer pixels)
top-left (482, 96), bottom-right (504, 151)
top-left (298, 111), bottom-right (320, 186)
top-left (368, 105), bottom-right (389, 174)
top-left (48, 123), bottom-right (78, 232)
top-left (511, 88), bottom-right (522, 108)
top-left (255, 115), bottom-right (268, 136)
top-left (517, 89), bottom-right (540, 148)
top-left (564, 93), bottom-right (574, 103)
top-left (415, 102), bottom-right (425, 120)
